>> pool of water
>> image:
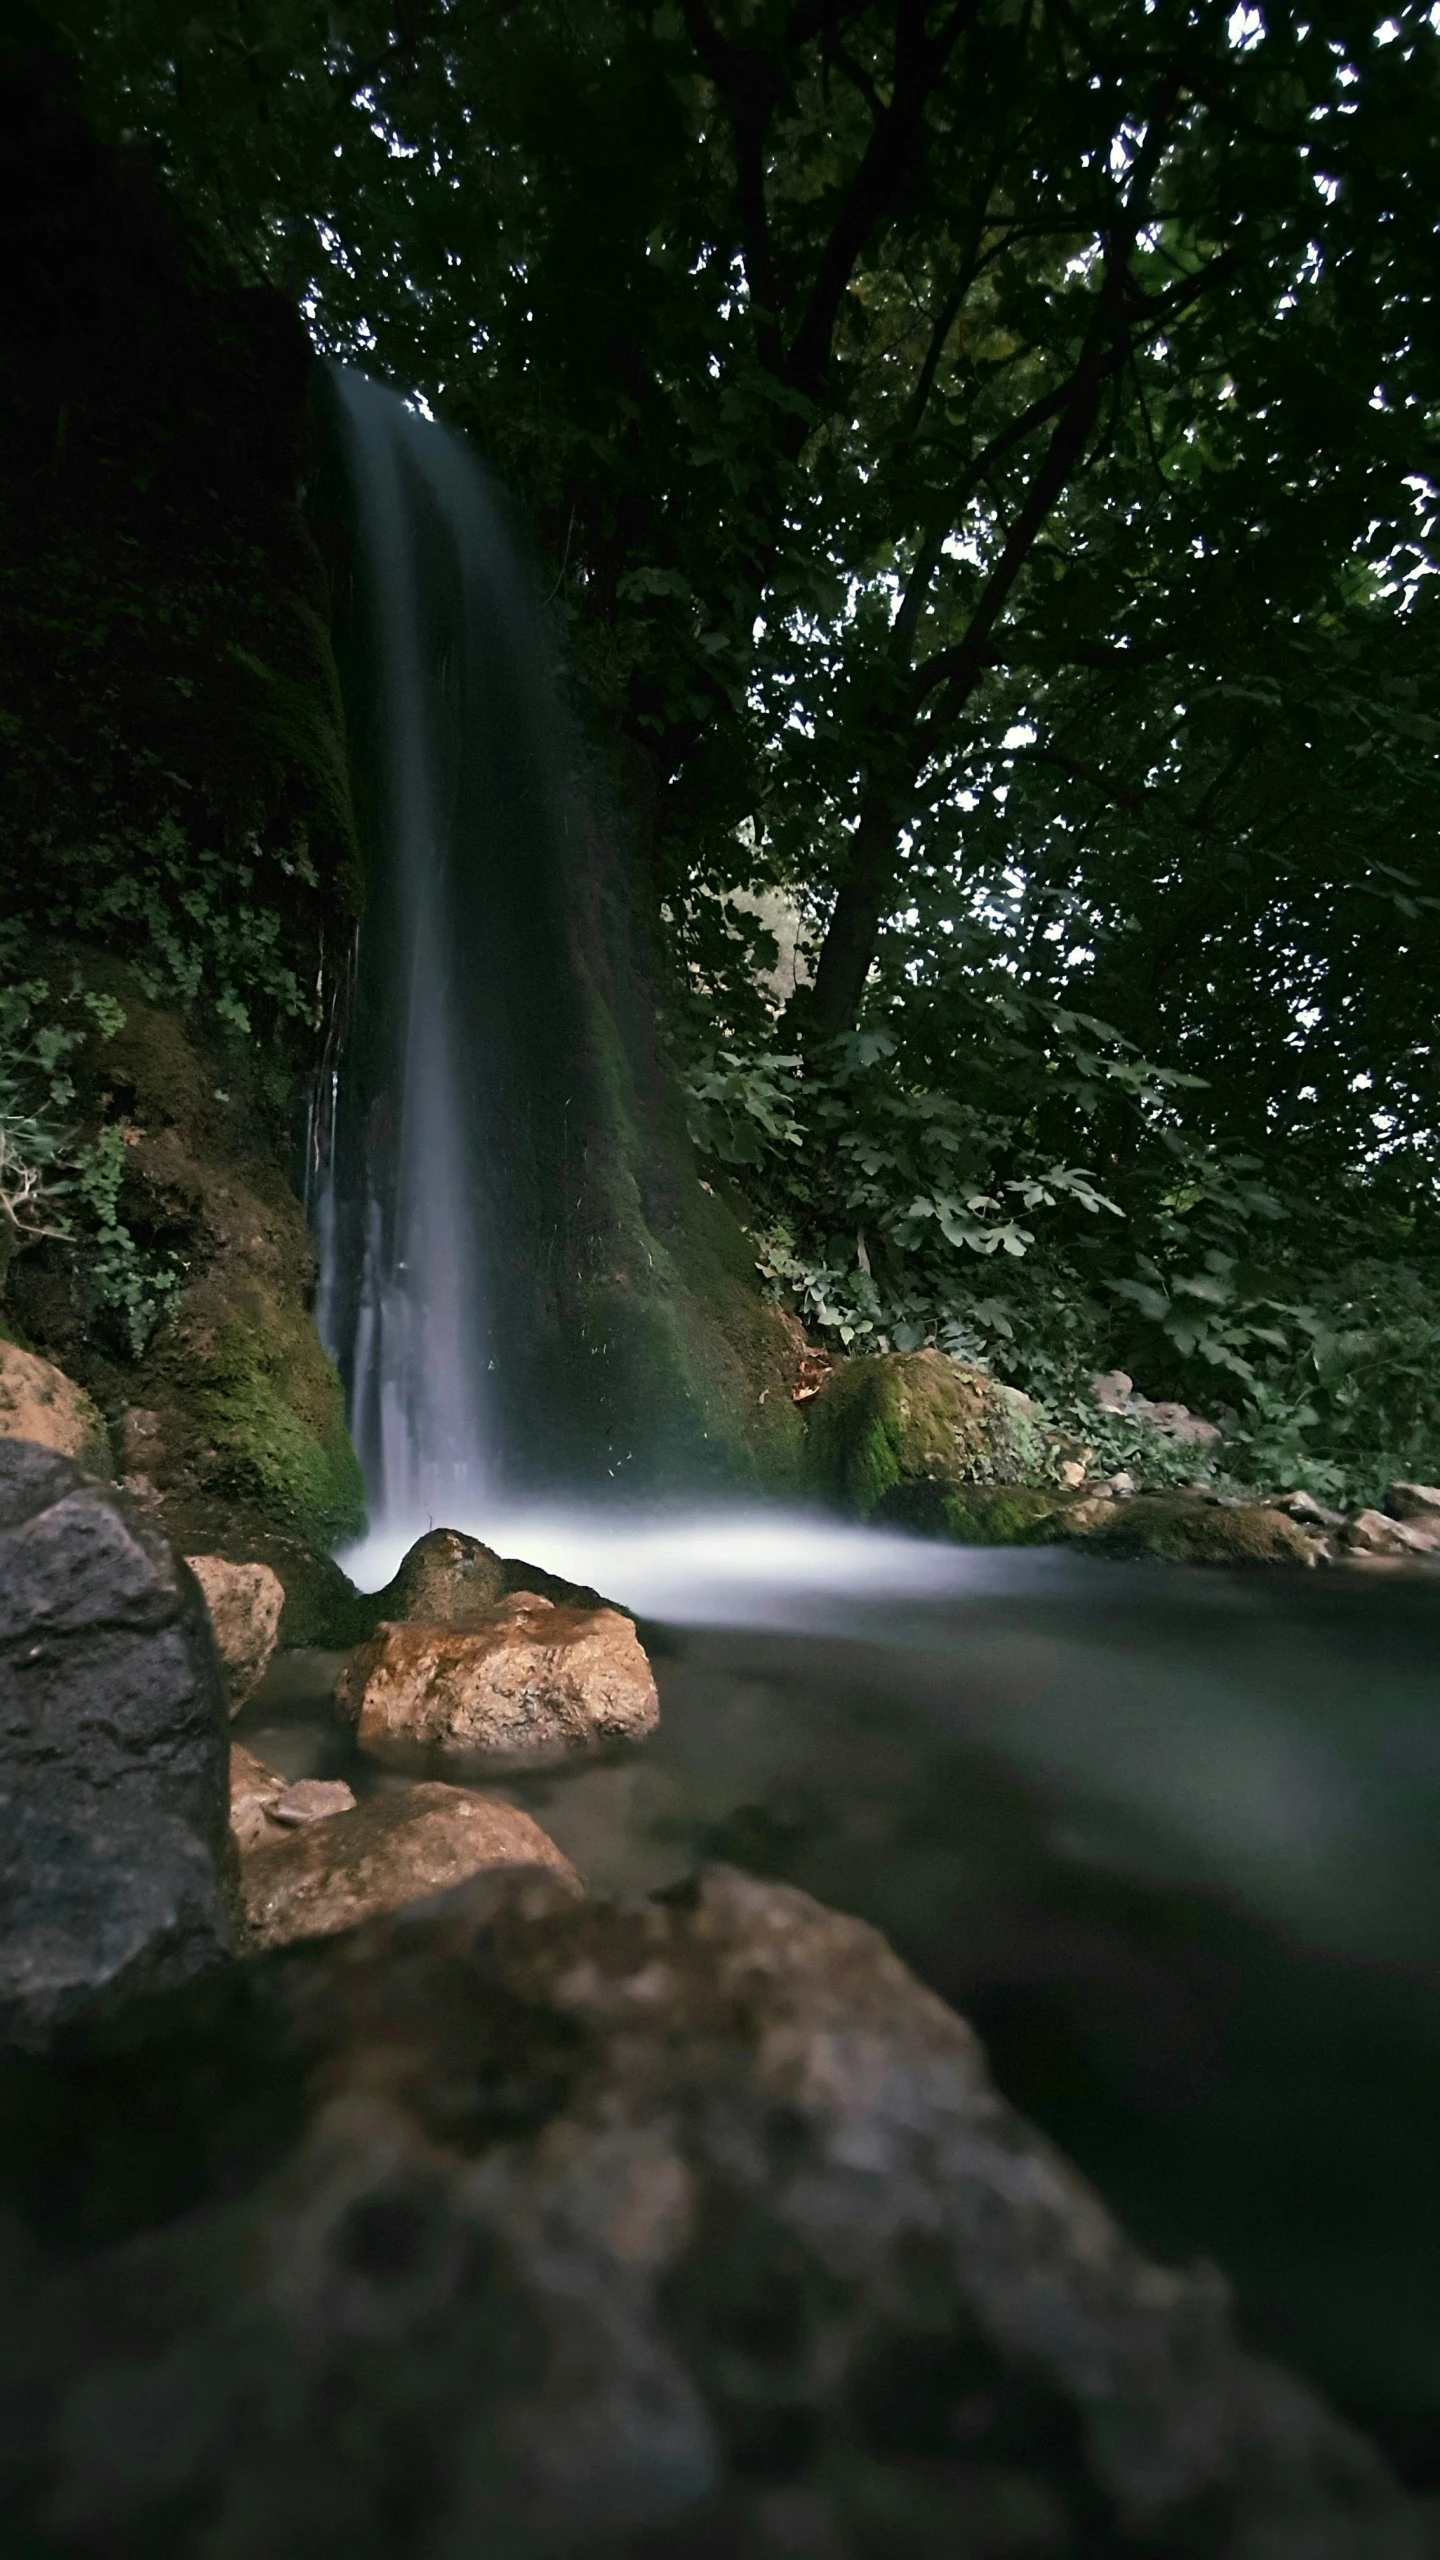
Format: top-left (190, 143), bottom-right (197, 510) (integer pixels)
top-left (243, 1516), bottom-right (1440, 2483)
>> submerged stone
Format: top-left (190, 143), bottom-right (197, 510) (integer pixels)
top-left (335, 1594), bottom-right (660, 1775)
top-left (0, 1865), bottom-right (1418, 2555)
top-left (0, 1442), bottom-right (232, 2048)
top-left (228, 1743), bottom-right (355, 1853)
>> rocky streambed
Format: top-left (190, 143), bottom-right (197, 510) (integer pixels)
top-left (3, 1440), bottom-right (1440, 2555)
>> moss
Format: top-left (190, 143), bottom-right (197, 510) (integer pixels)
top-left (875, 1478), bottom-right (1318, 1567)
top-left (191, 1301), bottom-right (364, 1550)
top-left (548, 930), bottom-right (807, 1492)
top-left (806, 1350), bottom-right (1047, 1518)
top-left (1060, 1494), bottom-right (1316, 1568)
top-left (876, 1480), bottom-right (1075, 1543)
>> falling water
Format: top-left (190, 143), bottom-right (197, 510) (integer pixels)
top-left (310, 365), bottom-right (586, 1525)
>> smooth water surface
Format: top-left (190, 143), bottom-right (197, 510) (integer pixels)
top-left (249, 1512), bottom-right (1440, 2477)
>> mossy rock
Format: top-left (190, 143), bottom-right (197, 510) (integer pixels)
top-left (190, 1301), bottom-right (364, 1551)
top-left (6, 961), bottom-right (365, 1558)
top-left (359, 1527), bottom-right (611, 1635)
top-left (879, 1479), bottom-right (1318, 1568)
top-left (1060, 1493), bottom-right (1317, 1568)
top-left (875, 1479), bottom-right (1078, 1544)
top-left (806, 1349), bottom-right (1048, 1518)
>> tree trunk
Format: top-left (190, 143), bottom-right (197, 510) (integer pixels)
top-left (800, 766), bottom-right (914, 1042)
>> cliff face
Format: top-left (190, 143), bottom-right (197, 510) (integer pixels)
top-left (0, 47), bottom-right (364, 1552)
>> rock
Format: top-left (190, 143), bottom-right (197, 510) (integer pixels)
top-left (1147, 1400), bottom-right (1224, 1448)
top-left (0, 1441), bottom-right (232, 2049)
top-left (1279, 1488), bottom-right (1348, 1530)
top-left (365, 1525), bottom-right (611, 1630)
top-left (877, 1479), bottom-right (1079, 1542)
top-left (1092, 1367), bottom-right (1134, 1411)
top-left (1064, 1492), bottom-right (1318, 1567)
top-left (0, 1340), bottom-right (109, 1471)
top-left (237, 1780), bottom-right (580, 1950)
top-left (1090, 1371), bottom-right (1222, 1448)
top-left (1385, 1482), bottom-right (1440, 1525)
top-left (228, 1744), bottom-right (355, 1852)
top-left (1344, 1509), bottom-right (1437, 1560)
top-left (228, 1740), bottom-right (288, 1850)
top-left (185, 1554), bottom-right (285, 1710)
top-left (807, 1348), bottom-right (1048, 1517)
top-left (0, 1866), bottom-right (1419, 2557)
top-left (269, 1777), bottom-right (360, 1825)
top-left (875, 1481), bottom-right (1318, 1566)
top-left (335, 1594), bottom-right (661, 1775)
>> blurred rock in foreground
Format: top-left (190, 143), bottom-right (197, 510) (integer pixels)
top-left (0, 1863), bottom-right (1419, 2557)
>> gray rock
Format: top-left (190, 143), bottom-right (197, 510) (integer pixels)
top-left (0, 1440), bottom-right (233, 2049)
top-left (0, 1865), bottom-right (1419, 2557)
top-left (1279, 1489), bottom-right (1348, 1530)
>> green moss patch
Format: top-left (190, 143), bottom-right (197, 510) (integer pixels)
top-left (192, 1302), bottom-right (364, 1551)
top-left (806, 1350), bottom-right (1048, 1518)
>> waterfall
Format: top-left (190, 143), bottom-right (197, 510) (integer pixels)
top-left (310, 365), bottom-right (587, 1530)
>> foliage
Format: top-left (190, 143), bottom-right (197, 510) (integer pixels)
top-left (0, 962), bottom-right (185, 1358)
top-left (33, 3), bottom-right (1440, 1499)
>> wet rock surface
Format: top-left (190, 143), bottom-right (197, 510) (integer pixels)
top-left (237, 1776), bottom-right (580, 1950)
top-left (335, 1592), bottom-right (661, 1774)
top-left (0, 1864), bottom-right (1420, 2557)
top-left (0, 1441), bottom-right (232, 2049)
top-left (187, 1553), bottom-right (285, 1709)
top-left (366, 1525), bottom-right (612, 1628)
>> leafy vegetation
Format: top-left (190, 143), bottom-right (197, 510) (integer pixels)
top-left (0, 962), bottom-right (184, 1356)
top-left (21, 3), bottom-right (1440, 1497)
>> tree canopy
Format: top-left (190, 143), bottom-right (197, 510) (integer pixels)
top-left (42, 0), bottom-right (1440, 1492)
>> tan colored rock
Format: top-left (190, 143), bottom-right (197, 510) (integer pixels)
top-left (335, 1593), bottom-right (660, 1774)
top-left (229, 1741), bottom-right (287, 1851)
top-left (228, 1745), bottom-right (356, 1852)
top-left (0, 1342), bottom-right (109, 1471)
top-left (186, 1554), bottom-right (285, 1710)
top-left (238, 1780), bottom-right (580, 1950)
top-left (1344, 1508), bottom-right (1437, 1559)
top-left (1385, 1481), bottom-right (1440, 1526)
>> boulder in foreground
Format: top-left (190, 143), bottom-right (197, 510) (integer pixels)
top-left (237, 1776), bottom-right (580, 1950)
top-left (0, 1441), bottom-right (232, 2049)
top-left (335, 1591), bottom-right (660, 1773)
top-left (0, 1866), bottom-right (1418, 2556)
